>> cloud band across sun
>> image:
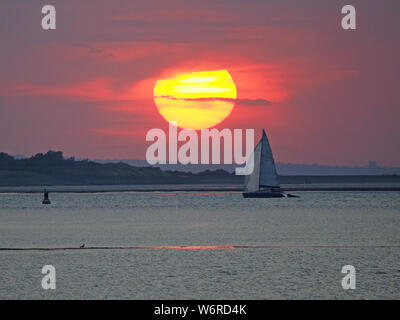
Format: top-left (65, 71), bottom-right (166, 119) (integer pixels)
top-left (156, 96), bottom-right (272, 106)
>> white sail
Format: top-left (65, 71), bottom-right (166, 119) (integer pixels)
top-left (244, 129), bottom-right (280, 191)
top-left (259, 130), bottom-right (280, 188)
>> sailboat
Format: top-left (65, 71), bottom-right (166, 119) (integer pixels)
top-left (243, 129), bottom-right (286, 198)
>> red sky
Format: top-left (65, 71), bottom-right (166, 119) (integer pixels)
top-left (0, 0), bottom-right (399, 166)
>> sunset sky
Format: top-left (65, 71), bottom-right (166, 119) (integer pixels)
top-left (0, 0), bottom-right (399, 166)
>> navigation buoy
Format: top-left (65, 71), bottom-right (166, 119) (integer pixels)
top-left (42, 189), bottom-right (51, 204)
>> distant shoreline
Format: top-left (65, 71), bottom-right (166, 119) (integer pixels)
top-left (2, 151), bottom-right (400, 188)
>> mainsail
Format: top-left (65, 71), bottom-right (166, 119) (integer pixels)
top-left (244, 130), bottom-right (280, 192)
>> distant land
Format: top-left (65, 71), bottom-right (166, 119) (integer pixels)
top-left (1, 151), bottom-right (399, 187)
top-left (11, 153), bottom-right (400, 176)
top-left (0, 151), bottom-right (239, 186)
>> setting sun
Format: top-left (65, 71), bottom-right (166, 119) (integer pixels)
top-left (153, 70), bottom-right (237, 129)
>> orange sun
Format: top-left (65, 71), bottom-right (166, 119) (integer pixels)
top-left (153, 70), bottom-right (237, 129)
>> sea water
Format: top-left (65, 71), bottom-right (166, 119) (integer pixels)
top-left (0, 188), bottom-right (399, 299)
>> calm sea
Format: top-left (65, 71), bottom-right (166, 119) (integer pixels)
top-left (0, 186), bottom-right (399, 299)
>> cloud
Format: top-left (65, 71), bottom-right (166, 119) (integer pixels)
top-left (235, 98), bottom-right (272, 107)
top-left (0, 78), bottom-right (140, 102)
top-left (155, 96), bottom-right (272, 106)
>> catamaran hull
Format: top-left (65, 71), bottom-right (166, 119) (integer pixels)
top-left (242, 192), bottom-right (285, 198)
